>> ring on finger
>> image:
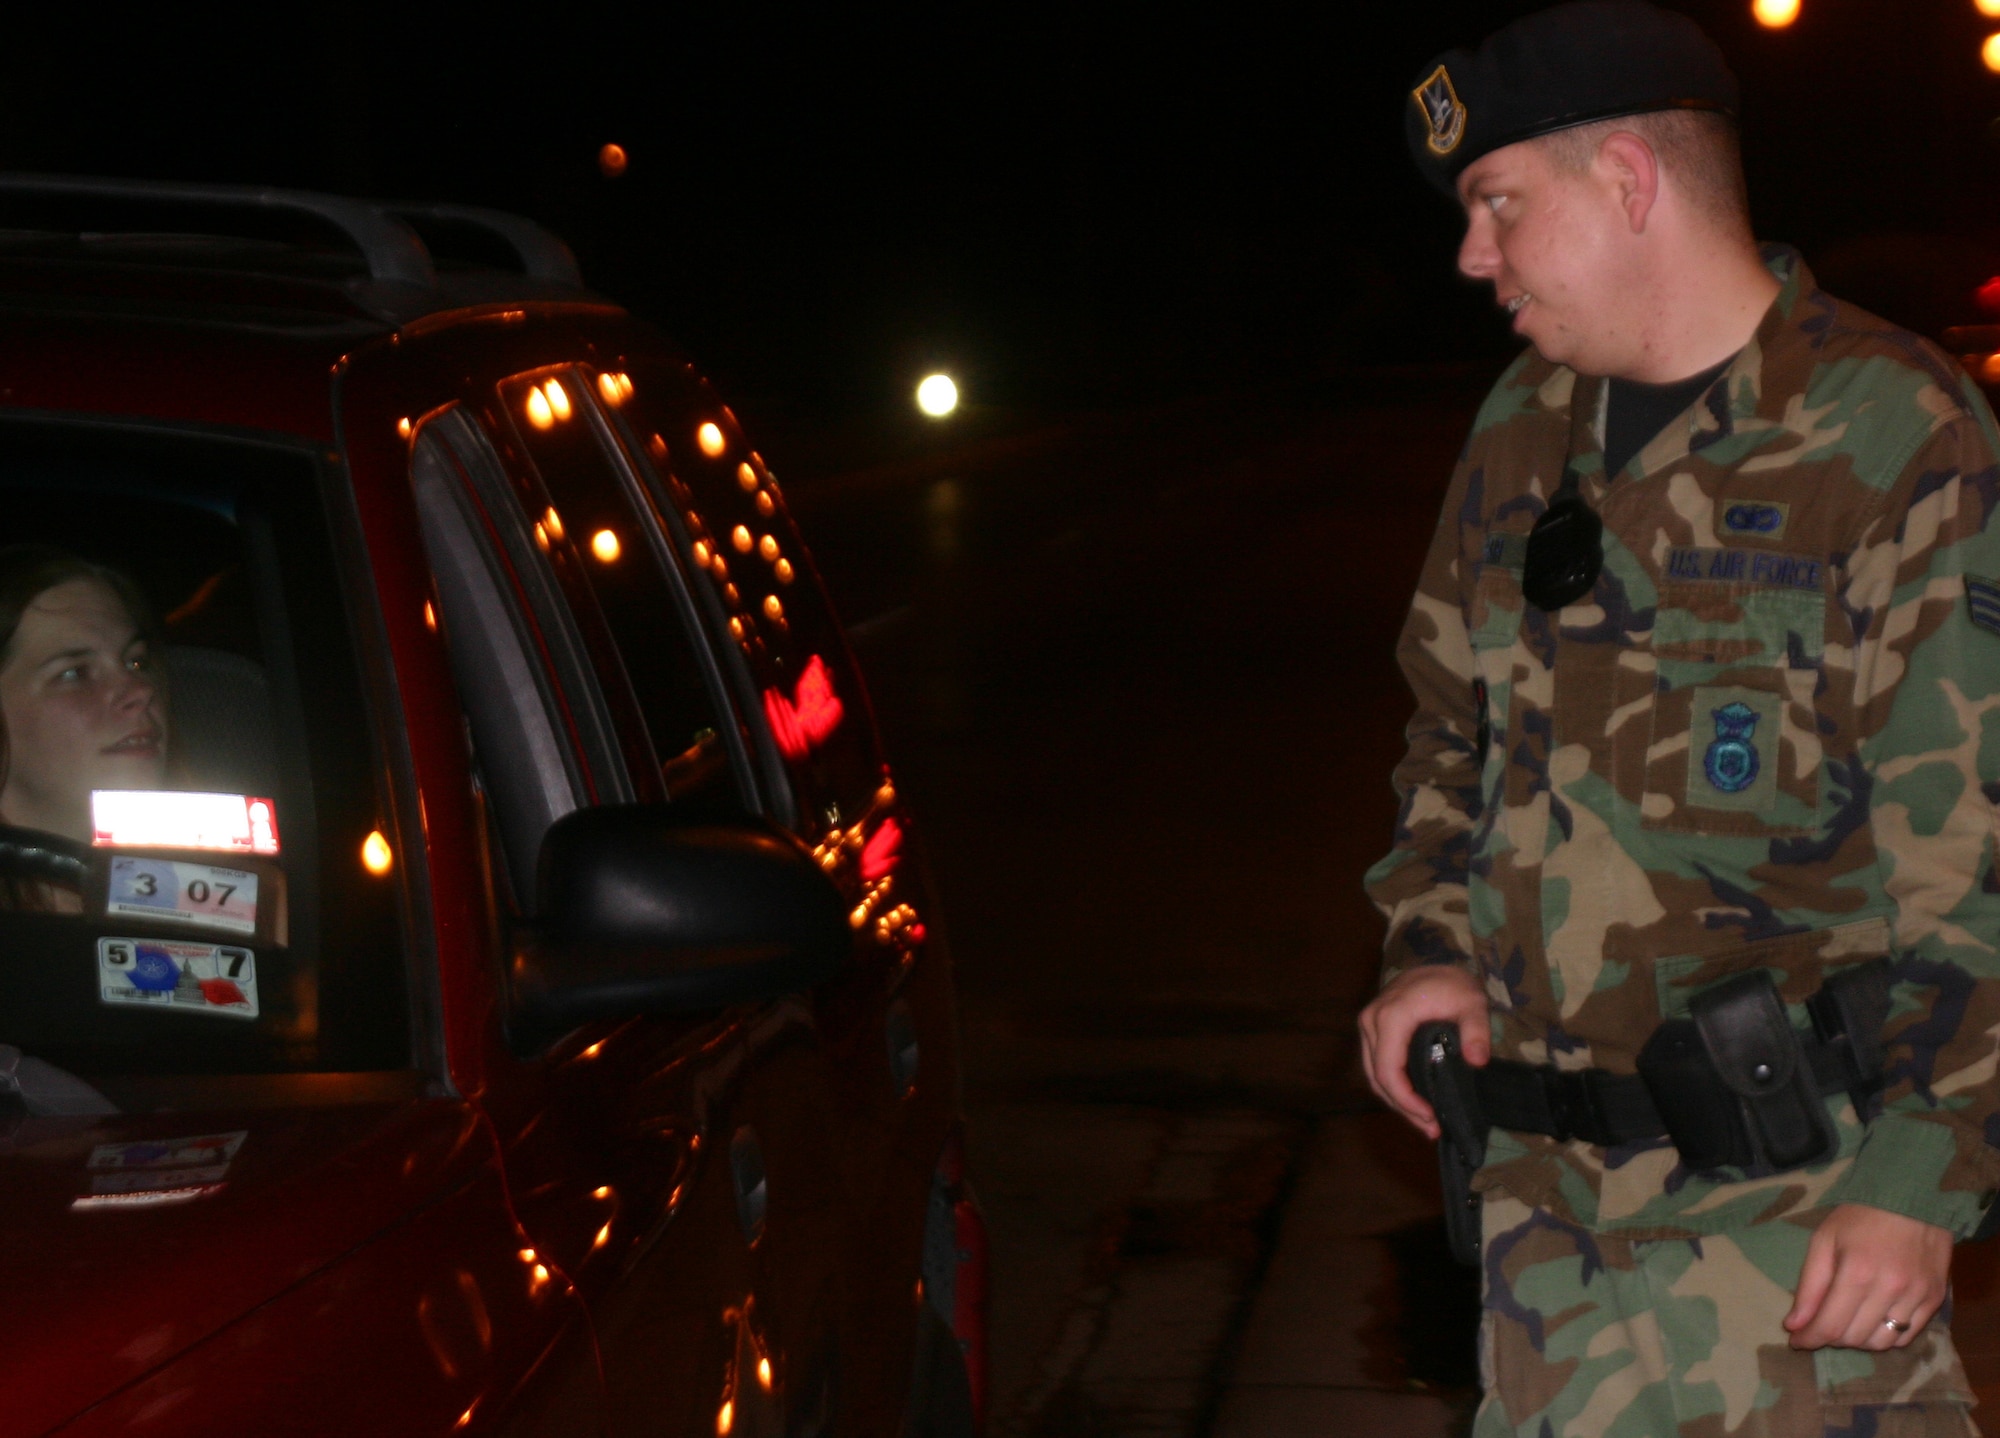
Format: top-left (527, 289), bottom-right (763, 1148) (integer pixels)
top-left (1884, 1317), bottom-right (1911, 1334)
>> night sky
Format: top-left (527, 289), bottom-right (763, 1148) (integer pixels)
top-left (5, 3), bottom-right (2000, 419)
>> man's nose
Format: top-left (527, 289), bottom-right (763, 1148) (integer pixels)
top-left (1458, 216), bottom-right (1498, 281)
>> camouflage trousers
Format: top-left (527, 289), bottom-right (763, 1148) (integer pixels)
top-left (1475, 1193), bottom-right (1979, 1437)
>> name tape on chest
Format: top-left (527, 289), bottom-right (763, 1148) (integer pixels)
top-left (1665, 547), bottom-right (1823, 592)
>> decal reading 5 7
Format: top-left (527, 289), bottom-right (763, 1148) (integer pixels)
top-left (98, 938), bottom-right (259, 1019)
top-left (106, 857), bottom-right (257, 934)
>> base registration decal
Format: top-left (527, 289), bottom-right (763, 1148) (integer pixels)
top-left (106, 856), bottom-right (257, 934)
top-left (98, 937), bottom-right (258, 1019)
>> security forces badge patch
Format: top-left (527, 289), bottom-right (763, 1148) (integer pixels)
top-left (1413, 66), bottom-right (1467, 156)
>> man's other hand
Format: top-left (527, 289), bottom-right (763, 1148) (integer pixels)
top-left (1359, 965), bottom-right (1491, 1140)
top-left (1784, 1204), bottom-right (1953, 1351)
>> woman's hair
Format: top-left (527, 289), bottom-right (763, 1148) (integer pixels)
top-left (0, 545), bottom-right (157, 800)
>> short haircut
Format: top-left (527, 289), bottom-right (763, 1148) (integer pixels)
top-left (1538, 109), bottom-right (1749, 235)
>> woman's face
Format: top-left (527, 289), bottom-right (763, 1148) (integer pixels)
top-left (0, 577), bottom-right (166, 842)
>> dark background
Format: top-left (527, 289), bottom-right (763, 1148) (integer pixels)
top-left (7, 2), bottom-right (2000, 425)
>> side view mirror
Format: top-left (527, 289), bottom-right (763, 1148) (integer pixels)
top-left (506, 805), bottom-right (849, 1055)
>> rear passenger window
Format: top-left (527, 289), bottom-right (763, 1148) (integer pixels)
top-left (600, 362), bottom-right (887, 834)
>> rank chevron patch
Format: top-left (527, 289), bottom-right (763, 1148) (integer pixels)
top-left (1969, 576), bottom-right (2000, 637)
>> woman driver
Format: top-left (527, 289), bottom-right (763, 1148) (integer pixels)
top-left (0, 546), bottom-right (165, 847)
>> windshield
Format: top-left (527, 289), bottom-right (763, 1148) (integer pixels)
top-left (0, 421), bottom-right (410, 1108)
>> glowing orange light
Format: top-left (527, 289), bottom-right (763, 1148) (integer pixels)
top-left (361, 831), bottom-right (393, 875)
top-left (729, 617), bottom-right (745, 639)
top-left (717, 1399), bottom-right (734, 1436)
top-left (757, 1357), bottom-right (773, 1390)
top-left (532, 1263), bottom-right (550, 1286)
top-left (455, 1406), bottom-right (475, 1431)
top-left (693, 539), bottom-right (713, 566)
top-left (724, 584), bottom-right (740, 606)
top-left (756, 492), bottom-right (775, 517)
top-left (710, 554), bottom-right (729, 580)
top-left (1751, 0), bottom-right (1799, 25)
top-left (518, 1248), bottom-right (537, 1263)
top-left (1986, 31), bottom-right (2000, 71)
top-left (648, 433), bottom-right (669, 462)
top-left (756, 535), bottom-right (778, 562)
top-left (424, 601), bottom-right (437, 632)
top-left (698, 422), bottom-right (726, 457)
top-left (599, 142), bottom-right (628, 178)
top-left (1981, 354), bottom-right (2000, 386)
top-left (774, 558), bottom-right (794, 584)
top-left (525, 386), bottom-right (554, 429)
top-left (598, 372), bottom-right (624, 405)
top-left (543, 379), bottom-right (572, 422)
top-left (737, 462), bottom-right (758, 492)
top-left (542, 507), bottom-right (565, 542)
top-left (763, 595), bottom-right (784, 621)
top-left (1981, 0), bottom-right (2000, 15)
top-left (580, 1040), bottom-right (605, 1059)
top-left (593, 1222), bottom-right (613, 1250)
top-left (534, 522), bottom-right (550, 552)
top-left (591, 529), bottom-right (622, 563)
top-left (396, 417), bottom-right (412, 440)
top-left (593, 1185), bottom-right (612, 1199)
top-left (732, 524), bottom-right (753, 553)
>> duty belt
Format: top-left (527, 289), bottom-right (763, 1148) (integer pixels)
top-left (1408, 957), bottom-right (1895, 1266)
top-left (1471, 1034), bottom-right (1878, 1149)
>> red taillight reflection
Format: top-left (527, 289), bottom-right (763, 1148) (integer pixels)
top-left (763, 655), bottom-right (846, 761)
top-left (861, 817), bottom-right (902, 881)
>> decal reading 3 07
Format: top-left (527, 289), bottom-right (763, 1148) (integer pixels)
top-left (98, 938), bottom-right (258, 1019)
top-left (106, 857), bottom-right (257, 934)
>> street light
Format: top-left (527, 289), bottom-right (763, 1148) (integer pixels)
top-left (1986, 32), bottom-right (2000, 71)
top-left (916, 373), bottom-right (958, 418)
top-left (1751, 0), bottom-right (1799, 27)
top-left (1979, 0), bottom-right (2000, 19)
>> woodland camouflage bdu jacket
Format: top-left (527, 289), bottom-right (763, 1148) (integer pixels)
top-left (1366, 249), bottom-right (2000, 1238)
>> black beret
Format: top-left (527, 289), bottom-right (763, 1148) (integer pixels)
top-left (1406, 0), bottom-right (1739, 196)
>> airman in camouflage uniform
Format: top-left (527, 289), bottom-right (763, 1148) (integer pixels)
top-left (1359, 3), bottom-right (2000, 1434)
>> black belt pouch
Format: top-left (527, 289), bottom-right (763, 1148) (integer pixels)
top-left (1638, 969), bottom-right (1837, 1174)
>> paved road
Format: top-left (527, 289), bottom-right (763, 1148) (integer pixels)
top-left (784, 374), bottom-right (2000, 1435)
top-left (786, 376), bottom-right (1484, 1435)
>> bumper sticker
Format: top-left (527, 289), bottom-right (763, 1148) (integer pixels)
top-left (72, 1131), bottom-right (246, 1210)
top-left (106, 857), bottom-right (257, 935)
top-left (98, 938), bottom-right (258, 1019)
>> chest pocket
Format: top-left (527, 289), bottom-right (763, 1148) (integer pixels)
top-left (1642, 583), bottom-right (1824, 836)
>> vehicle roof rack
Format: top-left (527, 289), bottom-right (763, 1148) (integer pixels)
top-left (0, 173), bottom-right (593, 324)
top-left (384, 202), bottom-right (582, 288)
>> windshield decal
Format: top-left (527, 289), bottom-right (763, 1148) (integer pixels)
top-left (97, 938), bottom-right (259, 1019)
top-left (91, 791), bottom-right (280, 855)
top-left (106, 858), bottom-right (257, 935)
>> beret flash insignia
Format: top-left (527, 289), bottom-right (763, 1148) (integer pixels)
top-left (1413, 65), bottom-right (1467, 157)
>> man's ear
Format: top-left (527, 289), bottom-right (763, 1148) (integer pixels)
top-left (1596, 131), bottom-right (1660, 236)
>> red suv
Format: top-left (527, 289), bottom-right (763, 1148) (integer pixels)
top-left (0, 175), bottom-right (986, 1437)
